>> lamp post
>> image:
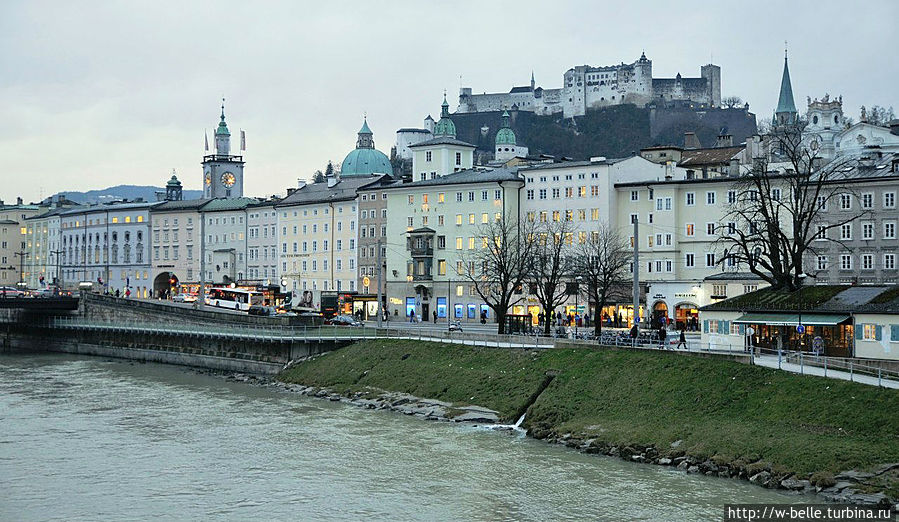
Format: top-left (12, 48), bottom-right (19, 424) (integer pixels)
top-left (575, 276), bottom-right (582, 337)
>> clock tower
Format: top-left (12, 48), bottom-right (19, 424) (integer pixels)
top-left (202, 101), bottom-right (245, 199)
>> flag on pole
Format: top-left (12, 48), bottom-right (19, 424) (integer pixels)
top-left (204, 131), bottom-right (209, 152)
top-left (240, 130), bottom-right (246, 151)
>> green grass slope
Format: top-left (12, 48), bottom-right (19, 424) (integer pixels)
top-left (279, 340), bottom-right (899, 476)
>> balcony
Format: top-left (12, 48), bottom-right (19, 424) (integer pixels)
top-left (409, 246), bottom-right (434, 257)
top-left (412, 273), bottom-right (433, 282)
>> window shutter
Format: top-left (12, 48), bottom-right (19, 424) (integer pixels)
top-left (855, 325), bottom-right (863, 340)
top-left (891, 325), bottom-right (899, 342)
top-left (723, 320), bottom-right (730, 334)
top-left (717, 320), bottom-right (725, 333)
top-left (703, 320), bottom-right (709, 333)
top-left (875, 325), bottom-right (882, 341)
top-left (738, 324), bottom-right (745, 336)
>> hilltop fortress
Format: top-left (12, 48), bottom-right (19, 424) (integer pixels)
top-left (457, 52), bottom-right (722, 118)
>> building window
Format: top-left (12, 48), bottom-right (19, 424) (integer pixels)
top-left (884, 192), bottom-right (895, 209)
top-left (712, 284), bottom-right (727, 297)
top-left (426, 151), bottom-right (432, 161)
top-left (664, 197), bottom-right (672, 210)
top-left (884, 222), bottom-right (896, 239)
top-left (455, 152), bottom-right (461, 166)
top-left (885, 254), bottom-right (896, 270)
top-left (495, 190), bottom-right (502, 200)
top-left (408, 195), bottom-right (414, 204)
top-left (862, 323), bottom-right (877, 341)
top-left (685, 223), bottom-right (694, 236)
top-left (817, 255), bottom-right (828, 271)
top-left (840, 223), bottom-right (852, 240)
top-left (630, 190), bottom-right (638, 201)
top-left (706, 191), bottom-right (716, 205)
top-left (862, 193), bottom-right (873, 209)
top-left (727, 190), bottom-right (736, 204)
top-left (526, 189), bottom-right (534, 200)
top-left (686, 193), bottom-right (695, 206)
top-left (685, 253), bottom-right (694, 268)
top-left (706, 223), bottom-right (715, 235)
top-left (706, 253), bottom-right (716, 267)
top-left (840, 254), bottom-right (852, 270)
top-left (862, 222), bottom-right (874, 240)
top-left (840, 194), bottom-right (852, 210)
top-left (862, 254), bottom-right (874, 270)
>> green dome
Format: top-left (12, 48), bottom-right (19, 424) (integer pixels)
top-left (341, 148), bottom-right (392, 176)
top-left (495, 127), bottom-right (516, 145)
top-left (340, 118), bottom-right (392, 177)
top-left (434, 117), bottom-right (456, 138)
top-left (434, 93), bottom-right (456, 138)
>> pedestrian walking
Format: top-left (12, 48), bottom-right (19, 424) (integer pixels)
top-left (432, 310), bottom-right (437, 323)
top-left (658, 324), bottom-right (667, 349)
top-left (677, 328), bottom-right (687, 350)
top-left (629, 324), bottom-right (638, 347)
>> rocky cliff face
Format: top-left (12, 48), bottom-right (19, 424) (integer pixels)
top-left (449, 105), bottom-right (757, 160)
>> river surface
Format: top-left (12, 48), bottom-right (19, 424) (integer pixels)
top-left (0, 353), bottom-right (813, 521)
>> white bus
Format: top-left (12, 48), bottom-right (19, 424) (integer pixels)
top-left (206, 287), bottom-right (264, 311)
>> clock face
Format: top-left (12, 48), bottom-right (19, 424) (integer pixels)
top-left (221, 172), bottom-right (236, 188)
top-left (204, 172), bottom-right (211, 185)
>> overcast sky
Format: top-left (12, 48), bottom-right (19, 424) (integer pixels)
top-left (2, 0), bottom-right (896, 203)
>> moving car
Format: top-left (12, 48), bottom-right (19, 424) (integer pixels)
top-left (172, 293), bottom-right (197, 303)
top-left (248, 305), bottom-right (279, 317)
top-left (326, 314), bottom-right (363, 327)
top-left (0, 287), bottom-right (22, 297)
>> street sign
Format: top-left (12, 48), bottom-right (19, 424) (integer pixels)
top-left (796, 324), bottom-right (805, 334)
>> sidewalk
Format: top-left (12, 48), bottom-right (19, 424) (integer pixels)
top-left (753, 354), bottom-right (899, 389)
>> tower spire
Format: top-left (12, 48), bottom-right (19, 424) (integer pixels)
top-left (775, 45), bottom-right (797, 125)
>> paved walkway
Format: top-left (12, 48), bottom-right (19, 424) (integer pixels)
top-left (753, 354), bottom-right (899, 389)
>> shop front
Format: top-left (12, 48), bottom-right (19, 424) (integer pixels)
top-left (732, 313), bottom-right (853, 357)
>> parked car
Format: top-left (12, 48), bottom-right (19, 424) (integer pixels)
top-left (0, 287), bottom-right (22, 297)
top-left (326, 314), bottom-right (363, 327)
top-left (172, 293), bottom-right (197, 303)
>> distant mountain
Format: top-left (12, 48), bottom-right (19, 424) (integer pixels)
top-left (50, 185), bottom-right (203, 205)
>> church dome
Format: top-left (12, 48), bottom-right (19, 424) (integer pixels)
top-left (340, 119), bottom-right (392, 177)
top-left (495, 111), bottom-right (516, 145)
top-left (434, 93), bottom-right (456, 138)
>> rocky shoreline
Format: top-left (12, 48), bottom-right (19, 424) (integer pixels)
top-left (215, 369), bottom-right (897, 510)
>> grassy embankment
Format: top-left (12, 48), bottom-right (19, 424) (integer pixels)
top-left (279, 339), bottom-right (899, 485)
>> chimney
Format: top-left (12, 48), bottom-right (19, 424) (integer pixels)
top-left (728, 158), bottom-right (740, 177)
top-left (286, 188), bottom-right (297, 196)
top-left (683, 132), bottom-right (702, 149)
top-left (716, 134), bottom-right (733, 147)
top-left (664, 161), bottom-right (673, 180)
top-left (16, 197), bottom-right (23, 205)
top-left (889, 119), bottom-right (899, 136)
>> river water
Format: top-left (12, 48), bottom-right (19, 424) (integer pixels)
top-left (0, 353), bottom-right (812, 521)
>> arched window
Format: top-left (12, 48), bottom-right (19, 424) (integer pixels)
top-left (813, 115), bottom-right (818, 125)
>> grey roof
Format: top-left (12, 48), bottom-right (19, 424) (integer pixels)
top-left (703, 272), bottom-right (765, 281)
top-left (200, 197), bottom-right (260, 212)
top-left (521, 157), bottom-right (629, 172)
top-left (408, 136), bottom-right (476, 149)
top-left (819, 152), bottom-right (899, 183)
top-left (509, 86), bottom-right (532, 93)
top-left (384, 166), bottom-right (523, 189)
top-left (26, 205), bottom-right (85, 220)
top-left (151, 199), bottom-right (211, 212)
top-left (60, 201), bottom-right (160, 216)
top-left (276, 176), bottom-right (384, 208)
top-left (0, 219), bottom-right (18, 225)
top-left (397, 128), bottom-right (432, 133)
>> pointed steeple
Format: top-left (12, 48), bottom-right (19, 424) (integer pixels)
top-left (434, 92), bottom-right (456, 138)
top-left (440, 91), bottom-right (450, 118)
top-left (356, 116), bottom-right (374, 149)
top-left (216, 98), bottom-right (230, 136)
top-left (530, 71), bottom-right (535, 90)
top-left (775, 46), bottom-right (797, 124)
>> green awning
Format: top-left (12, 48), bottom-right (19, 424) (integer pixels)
top-left (732, 313), bottom-right (850, 326)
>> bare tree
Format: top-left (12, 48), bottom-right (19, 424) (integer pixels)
top-left (717, 125), bottom-right (867, 291)
top-left (456, 213), bottom-right (535, 334)
top-left (574, 223), bottom-right (631, 336)
top-left (865, 105), bottom-right (896, 127)
top-left (528, 219), bottom-right (575, 335)
top-left (722, 96), bottom-right (744, 108)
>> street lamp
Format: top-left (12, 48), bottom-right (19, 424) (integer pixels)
top-left (796, 272), bottom-right (817, 352)
top-left (575, 276), bottom-right (583, 337)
